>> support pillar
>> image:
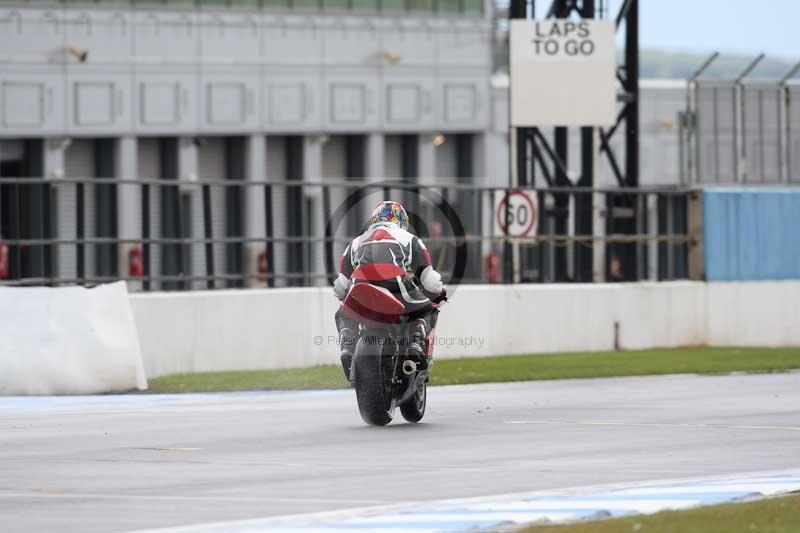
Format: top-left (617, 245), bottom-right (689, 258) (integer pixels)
top-left (363, 132), bottom-right (385, 221)
top-left (115, 136), bottom-right (140, 290)
top-left (47, 138), bottom-right (73, 282)
top-left (175, 137), bottom-right (198, 290)
top-left (245, 135), bottom-right (267, 287)
top-left (417, 133), bottom-right (435, 181)
top-left (303, 135), bottom-right (324, 286)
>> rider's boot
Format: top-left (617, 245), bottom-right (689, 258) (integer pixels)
top-left (407, 318), bottom-right (429, 369)
top-left (339, 327), bottom-right (355, 382)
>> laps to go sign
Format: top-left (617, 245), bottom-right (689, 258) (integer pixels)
top-left (510, 19), bottom-right (616, 127)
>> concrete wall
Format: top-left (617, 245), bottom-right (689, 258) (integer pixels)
top-left (130, 280), bottom-right (800, 378)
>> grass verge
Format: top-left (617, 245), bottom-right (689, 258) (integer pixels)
top-left (146, 346), bottom-right (800, 394)
top-left (520, 493), bottom-right (800, 533)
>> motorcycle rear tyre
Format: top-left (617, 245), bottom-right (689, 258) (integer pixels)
top-left (399, 378), bottom-right (426, 423)
top-left (353, 337), bottom-right (394, 426)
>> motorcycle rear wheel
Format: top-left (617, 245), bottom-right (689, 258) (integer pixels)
top-left (353, 336), bottom-right (394, 426)
top-left (399, 378), bottom-right (426, 423)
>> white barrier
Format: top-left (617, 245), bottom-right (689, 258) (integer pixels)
top-left (707, 281), bottom-right (800, 347)
top-left (132, 288), bottom-right (337, 378)
top-left (0, 282), bottom-right (148, 395)
top-left (130, 280), bottom-right (800, 379)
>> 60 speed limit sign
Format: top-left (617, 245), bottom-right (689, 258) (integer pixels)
top-left (495, 191), bottom-right (538, 237)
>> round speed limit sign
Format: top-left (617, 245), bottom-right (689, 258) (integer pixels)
top-left (495, 191), bottom-right (538, 237)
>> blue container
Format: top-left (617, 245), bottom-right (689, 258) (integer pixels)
top-left (704, 188), bottom-right (800, 281)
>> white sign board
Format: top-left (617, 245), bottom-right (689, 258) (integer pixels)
top-left (495, 191), bottom-right (538, 237)
top-left (510, 19), bottom-right (616, 127)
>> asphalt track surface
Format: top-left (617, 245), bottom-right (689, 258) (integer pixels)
top-left (1, 373), bottom-right (799, 533)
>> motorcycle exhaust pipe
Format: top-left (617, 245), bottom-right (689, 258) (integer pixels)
top-left (402, 360), bottom-right (417, 375)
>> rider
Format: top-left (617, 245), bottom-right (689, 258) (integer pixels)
top-left (333, 200), bottom-right (447, 381)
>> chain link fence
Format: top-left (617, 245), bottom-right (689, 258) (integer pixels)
top-left (789, 85), bottom-right (800, 183)
top-left (686, 75), bottom-right (799, 184)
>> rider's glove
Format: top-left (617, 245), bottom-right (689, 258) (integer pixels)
top-left (333, 273), bottom-right (350, 301)
top-left (420, 265), bottom-right (443, 294)
top-left (432, 287), bottom-right (447, 304)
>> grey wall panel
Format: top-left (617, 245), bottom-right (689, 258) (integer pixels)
top-left (134, 70), bottom-right (198, 133)
top-left (383, 74), bottom-right (435, 131)
top-left (198, 12), bottom-right (261, 63)
top-left (377, 19), bottom-right (437, 68)
top-left (1, 6), bottom-right (493, 141)
top-left (64, 9), bottom-right (133, 65)
top-left (321, 17), bottom-right (380, 67)
top-left (200, 72), bottom-right (259, 132)
top-left (0, 7), bottom-right (65, 63)
top-left (66, 70), bottom-right (132, 133)
top-left (1, 80), bottom-right (45, 128)
top-left (262, 70), bottom-right (322, 132)
top-left (324, 73), bottom-right (378, 130)
top-left (74, 82), bottom-right (116, 126)
top-left (443, 83), bottom-right (476, 123)
top-left (437, 74), bottom-right (488, 131)
top-left (140, 82), bottom-right (181, 126)
top-left (329, 84), bottom-right (366, 125)
top-left (435, 22), bottom-right (490, 68)
top-left (0, 69), bottom-right (66, 135)
top-left (266, 83), bottom-right (306, 126)
top-left (207, 82), bottom-right (247, 125)
top-left (262, 15), bottom-right (322, 65)
top-left (133, 11), bottom-right (199, 63)
top-left (385, 84), bottom-right (421, 124)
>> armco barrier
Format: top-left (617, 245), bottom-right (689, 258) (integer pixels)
top-left (130, 281), bottom-right (800, 379)
top-left (0, 282), bottom-right (147, 395)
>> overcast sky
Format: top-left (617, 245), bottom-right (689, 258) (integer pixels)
top-left (524, 0), bottom-right (799, 61)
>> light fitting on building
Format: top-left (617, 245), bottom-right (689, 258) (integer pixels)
top-left (382, 50), bottom-right (401, 65)
top-left (66, 45), bottom-right (88, 63)
top-left (432, 134), bottom-right (446, 147)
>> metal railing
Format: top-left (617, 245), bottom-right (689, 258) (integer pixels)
top-left (683, 54), bottom-right (800, 184)
top-left (0, 176), bottom-right (694, 290)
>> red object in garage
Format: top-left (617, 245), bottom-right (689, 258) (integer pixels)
top-left (484, 251), bottom-right (501, 284)
top-left (128, 245), bottom-right (144, 277)
top-left (257, 250), bottom-right (269, 282)
top-left (0, 244), bottom-right (9, 279)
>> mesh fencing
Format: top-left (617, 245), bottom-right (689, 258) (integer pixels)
top-left (690, 80), bottom-right (790, 183)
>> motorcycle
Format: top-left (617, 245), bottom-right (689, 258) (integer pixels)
top-left (340, 263), bottom-right (438, 426)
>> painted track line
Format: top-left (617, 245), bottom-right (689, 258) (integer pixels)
top-left (125, 469), bottom-right (800, 533)
top-left (504, 419), bottom-right (800, 432)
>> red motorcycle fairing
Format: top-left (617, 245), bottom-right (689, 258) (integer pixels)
top-left (351, 263), bottom-right (406, 282)
top-left (425, 327), bottom-right (436, 358)
top-left (342, 282), bottom-right (405, 324)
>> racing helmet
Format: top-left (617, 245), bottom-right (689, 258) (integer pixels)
top-left (368, 200), bottom-right (409, 230)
